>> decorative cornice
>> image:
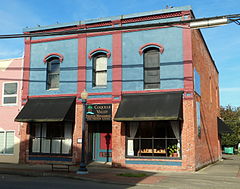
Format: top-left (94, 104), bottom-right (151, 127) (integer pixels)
top-left (112, 20), bottom-right (121, 26)
top-left (86, 21), bottom-right (112, 29)
top-left (122, 12), bottom-right (182, 24)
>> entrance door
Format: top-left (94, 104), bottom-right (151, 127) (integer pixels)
top-left (91, 122), bottom-right (112, 162)
top-left (93, 132), bottom-right (112, 162)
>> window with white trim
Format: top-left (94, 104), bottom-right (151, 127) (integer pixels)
top-left (0, 131), bottom-right (14, 154)
top-left (3, 82), bottom-right (18, 105)
top-left (93, 53), bottom-right (108, 87)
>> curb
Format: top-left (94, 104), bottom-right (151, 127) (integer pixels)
top-left (0, 168), bottom-right (151, 186)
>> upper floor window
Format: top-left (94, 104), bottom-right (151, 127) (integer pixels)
top-left (194, 68), bottom-right (201, 95)
top-left (93, 53), bottom-right (108, 87)
top-left (144, 48), bottom-right (160, 89)
top-left (196, 101), bottom-right (201, 136)
top-left (2, 82), bottom-right (18, 105)
top-left (46, 57), bottom-right (60, 90)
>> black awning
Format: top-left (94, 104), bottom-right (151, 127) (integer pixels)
top-left (15, 96), bottom-right (76, 122)
top-left (218, 117), bottom-right (233, 135)
top-left (114, 92), bottom-right (183, 121)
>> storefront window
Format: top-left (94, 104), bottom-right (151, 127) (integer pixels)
top-left (126, 121), bottom-right (181, 158)
top-left (29, 122), bottom-right (73, 155)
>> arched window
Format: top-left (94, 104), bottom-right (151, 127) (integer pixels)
top-left (144, 48), bottom-right (160, 89)
top-left (92, 53), bottom-right (108, 87)
top-left (46, 57), bottom-right (60, 90)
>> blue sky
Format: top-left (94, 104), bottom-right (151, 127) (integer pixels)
top-left (0, 0), bottom-right (239, 107)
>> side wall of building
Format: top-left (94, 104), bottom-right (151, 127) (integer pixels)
top-left (191, 29), bottom-right (220, 170)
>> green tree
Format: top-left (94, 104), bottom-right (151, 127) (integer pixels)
top-left (220, 105), bottom-right (240, 148)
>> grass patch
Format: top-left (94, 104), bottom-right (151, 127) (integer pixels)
top-left (117, 172), bottom-right (147, 177)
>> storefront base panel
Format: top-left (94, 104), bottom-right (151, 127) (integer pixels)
top-left (0, 155), bottom-right (19, 164)
top-left (122, 158), bottom-right (187, 171)
top-left (125, 160), bottom-right (182, 166)
top-left (0, 139), bottom-right (20, 164)
top-left (123, 164), bottom-right (191, 171)
top-left (28, 156), bottom-right (72, 162)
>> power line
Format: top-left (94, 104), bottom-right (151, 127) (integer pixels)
top-left (0, 14), bottom-right (239, 39)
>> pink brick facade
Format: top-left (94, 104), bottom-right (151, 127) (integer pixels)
top-left (0, 58), bottom-right (23, 163)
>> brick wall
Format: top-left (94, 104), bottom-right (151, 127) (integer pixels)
top-left (191, 29), bottom-right (221, 170)
top-left (111, 101), bottom-right (197, 171)
top-left (181, 99), bottom-right (196, 171)
top-left (19, 123), bottom-right (30, 163)
top-left (112, 103), bottom-right (125, 167)
top-left (73, 103), bottom-right (83, 163)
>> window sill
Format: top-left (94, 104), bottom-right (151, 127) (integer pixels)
top-left (1, 104), bottom-right (18, 106)
top-left (0, 153), bottom-right (14, 156)
top-left (47, 88), bottom-right (59, 91)
top-left (144, 88), bottom-right (160, 90)
top-left (92, 86), bottom-right (107, 89)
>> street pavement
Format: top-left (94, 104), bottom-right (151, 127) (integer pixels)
top-left (0, 154), bottom-right (239, 188)
top-left (0, 175), bottom-right (127, 189)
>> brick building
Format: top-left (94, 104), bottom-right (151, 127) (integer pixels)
top-left (0, 58), bottom-right (23, 163)
top-left (15, 6), bottom-right (221, 171)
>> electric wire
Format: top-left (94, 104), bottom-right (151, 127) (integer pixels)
top-left (0, 14), bottom-right (239, 39)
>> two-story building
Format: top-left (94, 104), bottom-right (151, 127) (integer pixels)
top-left (0, 58), bottom-right (23, 163)
top-left (15, 6), bottom-right (221, 171)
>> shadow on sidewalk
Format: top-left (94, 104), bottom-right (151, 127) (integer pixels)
top-left (78, 162), bottom-right (167, 185)
top-left (0, 161), bottom-right (167, 186)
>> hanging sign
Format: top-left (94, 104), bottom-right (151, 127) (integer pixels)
top-left (86, 104), bottom-right (112, 121)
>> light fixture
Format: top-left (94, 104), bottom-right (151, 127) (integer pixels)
top-left (81, 89), bottom-right (88, 100)
top-left (190, 17), bottom-right (230, 29)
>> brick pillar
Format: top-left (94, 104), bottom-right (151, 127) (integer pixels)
top-left (112, 103), bottom-right (125, 167)
top-left (73, 103), bottom-right (83, 163)
top-left (181, 99), bottom-right (196, 171)
top-left (19, 123), bottom-right (30, 164)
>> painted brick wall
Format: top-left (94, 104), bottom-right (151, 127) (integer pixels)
top-left (122, 27), bottom-right (184, 91)
top-left (0, 58), bottom-right (23, 163)
top-left (29, 39), bottom-right (78, 96)
top-left (86, 35), bottom-right (113, 93)
top-left (191, 29), bottom-right (221, 170)
top-left (26, 24), bottom-right (185, 98)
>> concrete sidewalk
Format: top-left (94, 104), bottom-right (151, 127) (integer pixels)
top-left (0, 154), bottom-right (239, 188)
